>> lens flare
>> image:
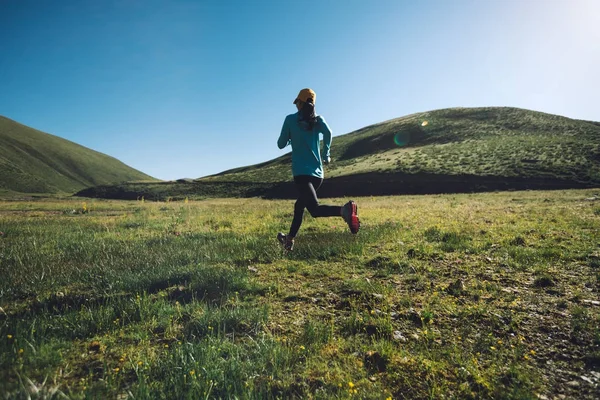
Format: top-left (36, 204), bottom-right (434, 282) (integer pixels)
top-left (421, 121), bottom-right (429, 127)
top-left (394, 132), bottom-right (410, 146)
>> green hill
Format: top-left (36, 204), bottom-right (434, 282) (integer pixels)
top-left (0, 116), bottom-right (156, 194)
top-left (77, 107), bottom-right (600, 200)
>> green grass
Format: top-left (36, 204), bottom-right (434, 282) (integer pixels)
top-left (0, 116), bottom-right (156, 194)
top-left (1, 190), bottom-right (599, 398)
top-left (77, 107), bottom-right (600, 200)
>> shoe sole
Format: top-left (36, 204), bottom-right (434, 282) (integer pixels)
top-left (349, 202), bottom-right (360, 234)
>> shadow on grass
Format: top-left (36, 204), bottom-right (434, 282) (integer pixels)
top-left (76, 171), bottom-right (599, 201)
top-left (1, 264), bottom-right (259, 328)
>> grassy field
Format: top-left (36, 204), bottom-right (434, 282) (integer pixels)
top-left (1, 190), bottom-right (599, 399)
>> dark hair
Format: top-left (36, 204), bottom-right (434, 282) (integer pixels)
top-left (299, 100), bottom-right (317, 131)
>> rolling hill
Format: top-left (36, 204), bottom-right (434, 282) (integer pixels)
top-left (0, 116), bottom-right (156, 194)
top-left (77, 107), bottom-right (600, 200)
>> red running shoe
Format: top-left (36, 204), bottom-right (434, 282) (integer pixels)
top-left (341, 201), bottom-right (360, 234)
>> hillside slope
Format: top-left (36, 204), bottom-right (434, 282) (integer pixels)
top-left (77, 107), bottom-right (600, 200)
top-left (207, 107), bottom-right (600, 182)
top-left (0, 116), bottom-right (156, 194)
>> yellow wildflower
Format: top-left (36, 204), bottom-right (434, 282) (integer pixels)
top-left (348, 382), bottom-right (355, 388)
top-left (7, 335), bottom-right (12, 339)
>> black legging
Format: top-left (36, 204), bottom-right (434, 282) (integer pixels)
top-left (289, 175), bottom-right (341, 237)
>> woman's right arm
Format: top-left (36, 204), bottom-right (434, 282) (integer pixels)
top-left (277, 116), bottom-right (291, 149)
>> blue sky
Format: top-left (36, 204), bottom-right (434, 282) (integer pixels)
top-left (1, 0), bottom-right (599, 180)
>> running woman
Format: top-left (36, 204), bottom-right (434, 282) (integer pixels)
top-left (276, 88), bottom-right (360, 251)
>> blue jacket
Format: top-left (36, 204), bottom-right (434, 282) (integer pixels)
top-left (277, 112), bottom-right (332, 178)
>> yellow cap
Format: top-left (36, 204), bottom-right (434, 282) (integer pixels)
top-left (293, 88), bottom-right (316, 104)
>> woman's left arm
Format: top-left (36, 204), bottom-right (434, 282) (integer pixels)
top-left (277, 116), bottom-right (291, 149)
top-left (319, 117), bottom-right (332, 160)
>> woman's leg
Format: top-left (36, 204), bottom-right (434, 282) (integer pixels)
top-left (289, 176), bottom-right (341, 237)
top-left (303, 176), bottom-right (342, 218)
top-left (288, 196), bottom-right (306, 238)
top-left (304, 176), bottom-right (360, 234)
